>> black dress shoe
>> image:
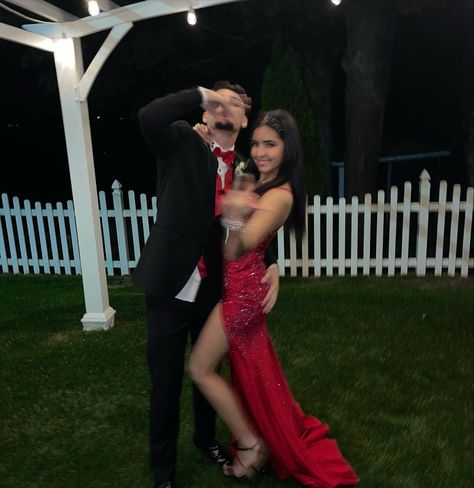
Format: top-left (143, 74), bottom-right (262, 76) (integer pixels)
top-left (154, 481), bottom-right (175, 488)
top-left (200, 442), bottom-right (231, 468)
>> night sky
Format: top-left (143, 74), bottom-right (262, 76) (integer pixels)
top-left (0, 0), bottom-right (472, 203)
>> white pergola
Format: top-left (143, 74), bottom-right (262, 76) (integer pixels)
top-left (1, 0), bottom-right (239, 330)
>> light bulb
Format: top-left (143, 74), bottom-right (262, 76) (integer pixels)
top-left (187, 7), bottom-right (197, 26)
top-left (88, 1), bottom-right (100, 16)
top-left (331, 0), bottom-right (342, 5)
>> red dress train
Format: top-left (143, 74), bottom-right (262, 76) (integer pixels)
top-left (221, 234), bottom-right (359, 488)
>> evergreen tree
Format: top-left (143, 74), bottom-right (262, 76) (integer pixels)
top-left (260, 42), bottom-right (326, 197)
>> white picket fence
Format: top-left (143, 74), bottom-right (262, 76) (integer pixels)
top-left (0, 172), bottom-right (473, 278)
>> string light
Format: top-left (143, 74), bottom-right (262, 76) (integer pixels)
top-left (187, 7), bottom-right (197, 26)
top-left (54, 38), bottom-right (75, 68)
top-left (331, 0), bottom-right (342, 5)
top-left (88, 1), bottom-right (100, 16)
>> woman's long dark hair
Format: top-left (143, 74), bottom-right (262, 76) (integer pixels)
top-left (251, 109), bottom-right (306, 237)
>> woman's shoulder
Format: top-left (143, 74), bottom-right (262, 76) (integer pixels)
top-left (274, 183), bottom-right (292, 193)
top-left (263, 183), bottom-right (293, 197)
top-left (260, 183), bottom-right (293, 209)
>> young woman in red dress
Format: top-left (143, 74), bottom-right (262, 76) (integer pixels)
top-left (190, 110), bottom-right (359, 488)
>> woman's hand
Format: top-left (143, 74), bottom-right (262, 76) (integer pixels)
top-left (221, 188), bottom-right (259, 225)
top-left (193, 122), bottom-right (212, 146)
top-left (260, 264), bottom-right (280, 314)
top-left (200, 88), bottom-right (236, 112)
top-left (200, 88), bottom-right (251, 113)
top-left (222, 174), bottom-right (277, 229)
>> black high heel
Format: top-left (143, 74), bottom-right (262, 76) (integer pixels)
top-left (223, 439), bottom-right (269, 480)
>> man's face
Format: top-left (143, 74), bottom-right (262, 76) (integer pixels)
top-left (203, 88), bottom-right (248, 134)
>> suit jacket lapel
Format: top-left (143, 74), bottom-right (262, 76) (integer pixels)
top-left (207, 149), bottom-right (217, 211)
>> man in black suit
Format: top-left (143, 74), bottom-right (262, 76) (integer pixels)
top-left (134, 81), bottom-right (279, 488)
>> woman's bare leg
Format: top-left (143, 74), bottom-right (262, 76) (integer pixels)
top-left (189, 304), bottom-right (258, 450)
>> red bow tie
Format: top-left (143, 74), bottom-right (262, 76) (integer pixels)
top-left (212, 146), bottom-right (236, 165)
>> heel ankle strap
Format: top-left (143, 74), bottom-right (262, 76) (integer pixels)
top-left (236, 441), bottom-right (258, 451)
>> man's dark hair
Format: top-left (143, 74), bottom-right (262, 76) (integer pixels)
top-left (212, 80), bottom-right (252, 114)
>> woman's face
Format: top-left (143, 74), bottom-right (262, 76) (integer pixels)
top-left (250, 125), bottom-right (284, 182)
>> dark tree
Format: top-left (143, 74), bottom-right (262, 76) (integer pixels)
top-left (256, 0), bottom-right (344, 194)
top-left (343, 0), bottom-right (398, 199)
top-left (260, 42), bottom-right (327, 197)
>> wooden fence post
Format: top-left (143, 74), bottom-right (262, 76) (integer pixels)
top-left (338, 197), bottom-right (346, 276)
top-left (375, 190), bottom-right (385, 276)
top-left (461, 187), bottom-right (473, 277)
top-left (66, 200), bottom-right (81, 274)
top-left (326, 196), bottom-right (334, 276)
top-left (35, 201), bottom-right (50, 274)
top-left (434, 181), bottom-right (447, 276)
top-left (24, 200), bottom-right (40, 274)
top-left (2, 194), bottom-right (19, 273)
top-left (388, 186), bottom-right (398, 276)
top-left (313, 195), bottom-right (321, 277)
top-left (416, 170), bottom-right (431, 276)
top-left (448, 184), bottom-right (461, 276)
top-left (350, 196), bottom-right (358, 276)
top-left (0, 196), bottom-right (8, 272)
top-left (112, 180), bottom-right (130, 275)
top-left (400, 182), bottom-right (411, 275)
top-left (363, 193), bottom-right (371, 276)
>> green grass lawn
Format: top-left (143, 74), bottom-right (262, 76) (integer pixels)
top-left (0, 274), bottom-right (472, 488)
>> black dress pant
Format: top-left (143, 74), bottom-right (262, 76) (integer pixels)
top-left (145, 278), bottom-right (218, 483)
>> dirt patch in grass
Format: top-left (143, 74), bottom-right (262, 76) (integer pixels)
top-left (45, 332), bottom-right (73, 346)
top-left (108, 276), bottom-right (135, 288)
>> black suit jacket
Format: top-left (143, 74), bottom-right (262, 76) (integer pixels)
top-left (133, 88), bottom-right (274, 300)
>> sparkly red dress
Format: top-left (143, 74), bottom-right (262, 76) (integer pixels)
top-left (221, 233), bottom-right (359, 488)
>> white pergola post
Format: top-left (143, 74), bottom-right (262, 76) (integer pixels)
top-left (53, 37), bottom-right (115, 331)
top-left (1, 0), bottom-right (241, 331)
